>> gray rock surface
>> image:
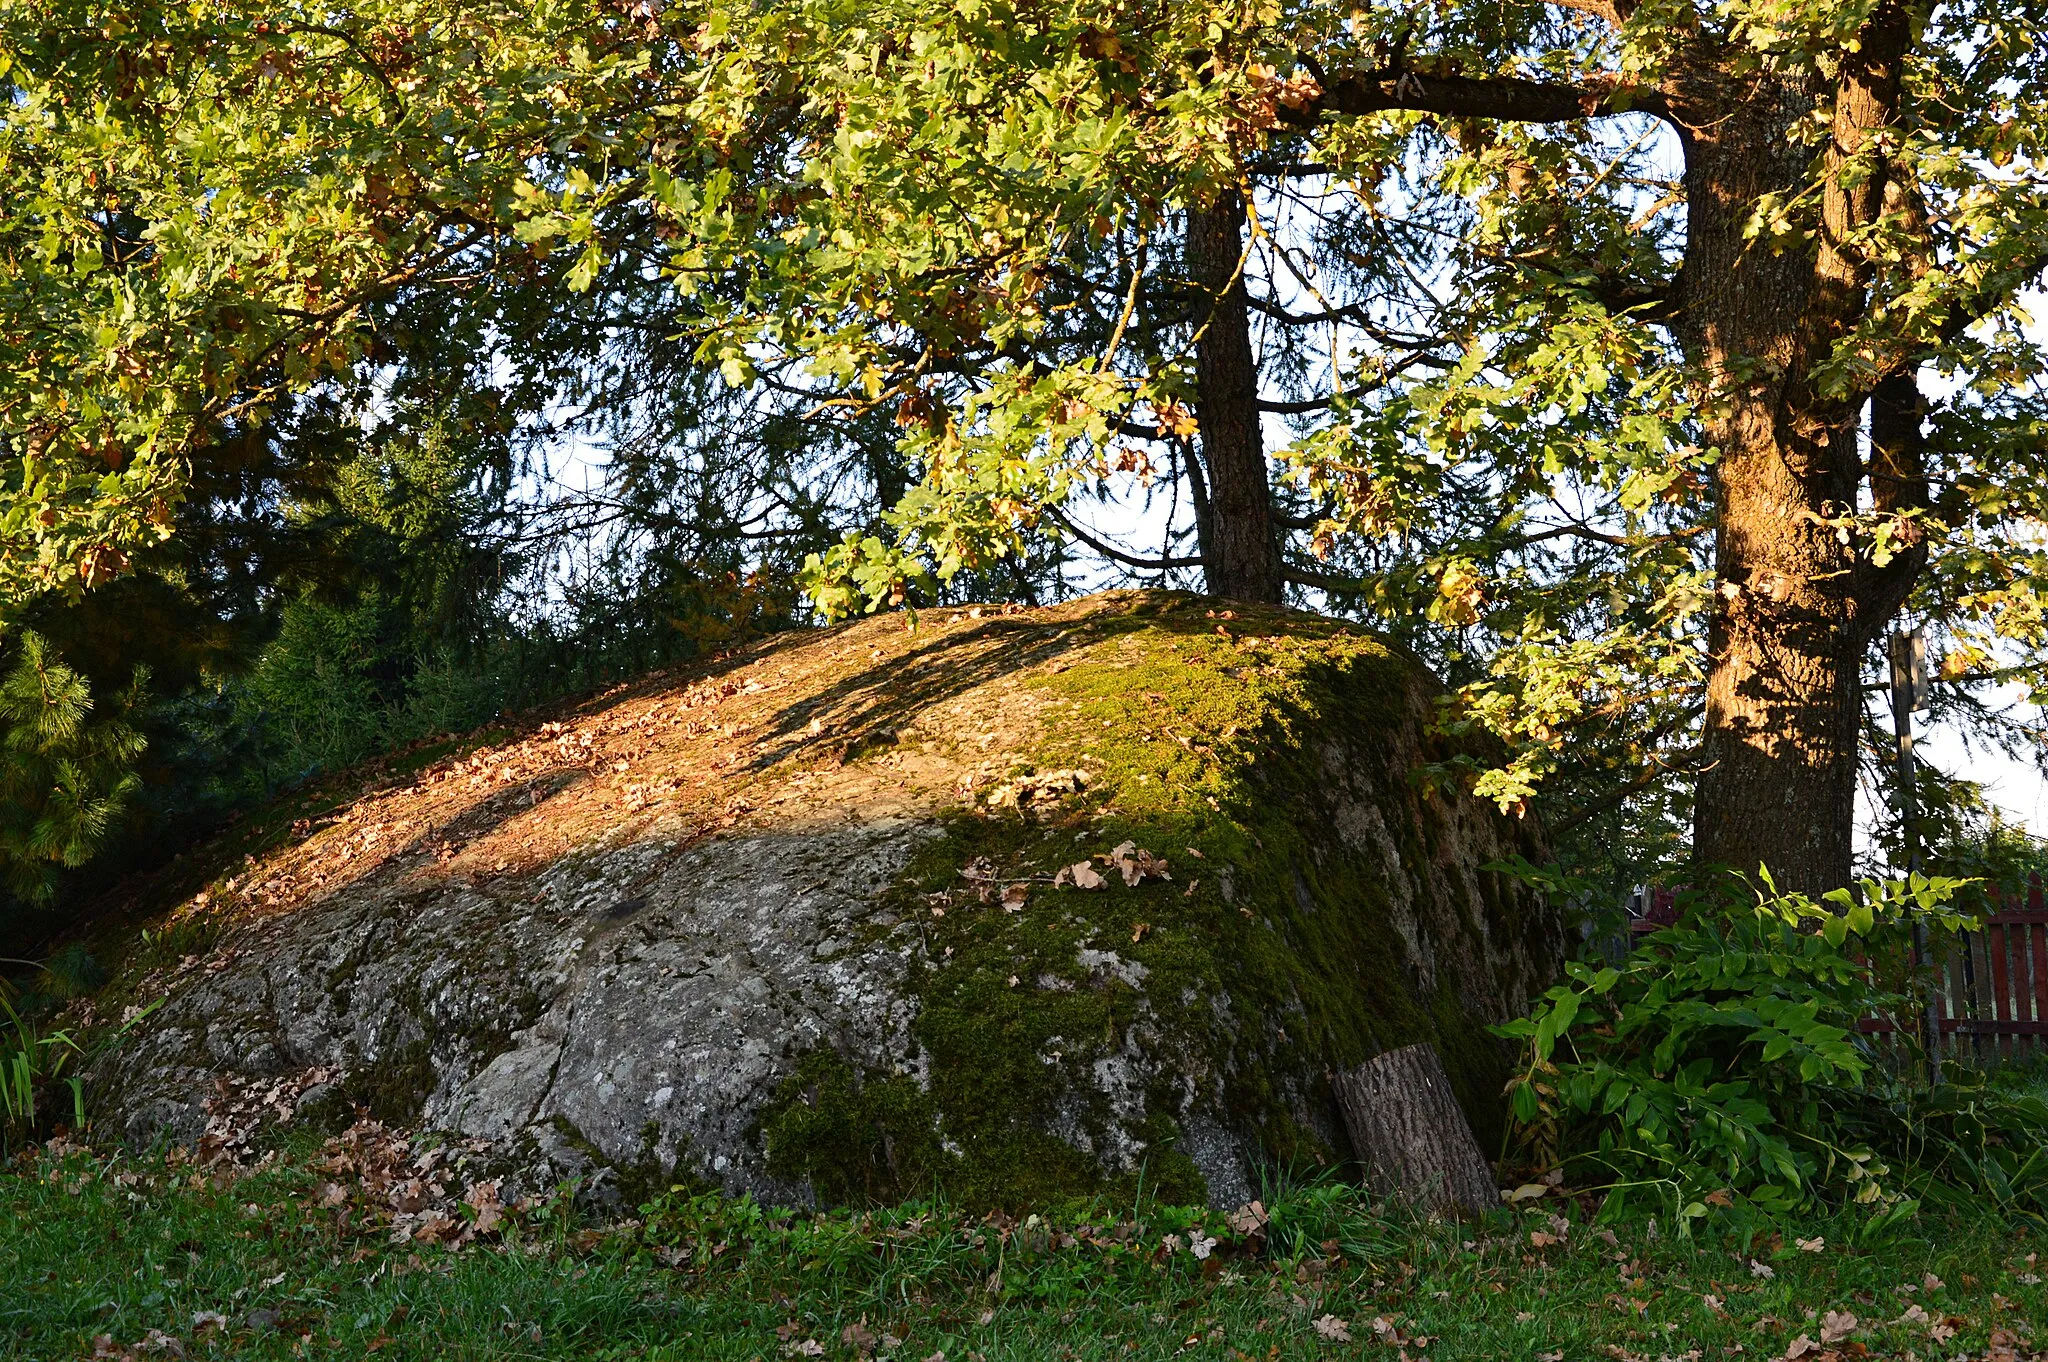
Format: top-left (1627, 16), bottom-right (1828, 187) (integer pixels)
top-left (102, 820), bottom-right (940, 1204)
top-left (87, 593), bottom-right (1564, 1209)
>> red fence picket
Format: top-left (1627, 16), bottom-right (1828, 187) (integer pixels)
top-left (1622, 878), bottom-right (2048, 1066)
top-left (1848, 876), bottom-right (2047, 1066)
top-left (1933, 875), bottom-right (2048, 1065)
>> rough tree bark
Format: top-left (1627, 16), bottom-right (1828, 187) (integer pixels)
top-left (1674, 6), bottom-right (1921, 892)
top-left (1186, 195), bottom-right (1284, 604)
top-left (1332, 1043), bottom-right (1497, 1219)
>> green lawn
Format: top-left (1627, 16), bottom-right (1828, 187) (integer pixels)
top-left (2, 1140), bottom-right (2039, 1361)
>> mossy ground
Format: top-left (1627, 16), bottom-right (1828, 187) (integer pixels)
top-left (5, 1139), bottom-right (2040, 1362)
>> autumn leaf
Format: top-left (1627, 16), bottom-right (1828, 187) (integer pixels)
top-left (1055, 861), bottom-right (1106, 890)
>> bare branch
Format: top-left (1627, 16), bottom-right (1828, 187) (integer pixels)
top-left (1287, 68), bottom-right (1670, 128)
top-left (1050, 506), bottom-right (1207, 571)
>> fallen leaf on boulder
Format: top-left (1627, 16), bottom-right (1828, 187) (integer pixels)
top-left (1107, 840), bottom-right (1170, 885)
top-left (986, 769), bottom-right (1089, 809)
top-left (1055, 861), bottom-right (1105, 890)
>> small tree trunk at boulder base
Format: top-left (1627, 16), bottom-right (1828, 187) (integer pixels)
top-left (1332, 1042), bottom-right (1496, 1219)
top-left (1186, 196), bottom-right (1283, 604)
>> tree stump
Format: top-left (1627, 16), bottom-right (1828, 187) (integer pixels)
top-left (1332, 1042), bottom-right (1496, 1219)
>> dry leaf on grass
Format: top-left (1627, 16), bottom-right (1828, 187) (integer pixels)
top-left (1226, 1201), bottom-right (1268, 1236)
top-left (1312, 1315), bottom-right (1351, 1342)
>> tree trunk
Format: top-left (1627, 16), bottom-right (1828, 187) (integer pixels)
top-left (1690, 415), bottom-right (1866, 892)
top-left (1670, 25), bottom-right (1920, 894)
top-left (1331, 1042), bottom-right (1496, 1219)
top-left (1186, 196), bottom-right (1283, 604)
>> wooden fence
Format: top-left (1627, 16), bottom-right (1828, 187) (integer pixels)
top-left (1623, 878), bottom-right (2048, 1067)
top-left (1926, 876), bottom-right (2048, 1066)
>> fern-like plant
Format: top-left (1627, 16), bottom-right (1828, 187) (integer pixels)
top-left (1495, 866), bottom-right (1996, 1226)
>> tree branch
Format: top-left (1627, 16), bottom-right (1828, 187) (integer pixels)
top-left (1933, 246), bottom-right (2048, 348)
top-left (1258, 385), bottom-right (1386, 415)
top-left (1549, 0), bottom-right (1634, 24)
top-left (1283, 565), bottom-right (1374, 593)
top-left (1548, 739), bottom-right (1702, 839)
top-left (1286, 68), bottom-right (1670, 128)
top-left (1050, 506), bottom-right (1207, 571)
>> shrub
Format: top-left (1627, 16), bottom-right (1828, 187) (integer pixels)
top-left (1496, 867), bottom-right (2048, 1227)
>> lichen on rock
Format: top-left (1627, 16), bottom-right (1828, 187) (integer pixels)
top-left (84, 590), bottom-right (1563, 1209)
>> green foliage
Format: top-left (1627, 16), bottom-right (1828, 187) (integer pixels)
top-left (0, 0), bottom-right (658, 604)
top-left (621, 0), bottom-right (2048, 880)
top-left (0, 944), bottom-right (125, 1150)
top-left (0, 990), bottom-right (84, 1149)
top-left (1496, 867), bottom-right (1989, 1223)
top-left (0, 948), bottom-right (159, 1150)
top-left (0, 631), bottom-right (147, 903)
top-left (1828, 1065), bottom-right (2048, 1223)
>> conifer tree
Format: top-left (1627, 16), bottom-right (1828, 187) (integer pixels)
top-left (0, 633), bottom-right (146, 903)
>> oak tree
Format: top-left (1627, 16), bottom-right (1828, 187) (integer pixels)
top-left (646, 0), bottom-right (2048, 891)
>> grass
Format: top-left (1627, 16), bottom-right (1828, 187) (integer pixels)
top-left (2, 1139), bottom-right (2040, 1362)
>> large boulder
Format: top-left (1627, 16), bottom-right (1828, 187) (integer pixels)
top-left (87, 591), bottom-right (1562, 1207)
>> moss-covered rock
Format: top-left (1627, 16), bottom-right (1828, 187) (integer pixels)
top-left (84, 591), bottom-right (1561, 1209)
